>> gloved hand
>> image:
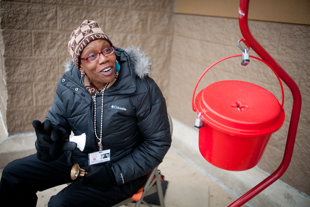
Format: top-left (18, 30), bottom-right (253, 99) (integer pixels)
top-left (83, 162), bottom-right (116, 191)
top-left (32, 120), bottom-right (77, 162)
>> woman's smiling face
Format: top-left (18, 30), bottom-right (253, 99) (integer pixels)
top-left (80, 39), bottom-right (117, 89)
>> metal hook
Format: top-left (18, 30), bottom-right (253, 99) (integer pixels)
top-left (238, 38), bottom-right (250, 53)
top-left (238, 39), bottom-right (251, 66)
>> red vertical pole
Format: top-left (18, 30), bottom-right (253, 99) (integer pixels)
top-left (228, 0), bottom-right (302, 206)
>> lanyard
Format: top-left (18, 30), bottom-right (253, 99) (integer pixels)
top-left (92, 83), bottom-right (109, 151)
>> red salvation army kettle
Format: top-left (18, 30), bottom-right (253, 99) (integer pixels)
top-left (192, 54), bottom-right (285, 171)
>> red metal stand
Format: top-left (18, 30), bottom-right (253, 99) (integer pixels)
top-left (228, 0), bottom-right (302, 206)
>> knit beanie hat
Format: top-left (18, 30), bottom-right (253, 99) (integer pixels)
top-left (68, 20), bottom-right (113, 69)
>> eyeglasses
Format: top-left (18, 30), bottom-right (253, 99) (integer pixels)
top-left (80, 46), bottom-right (115, 63)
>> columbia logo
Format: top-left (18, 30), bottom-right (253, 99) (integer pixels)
top-left (111, 105), bottom-right (127, 111)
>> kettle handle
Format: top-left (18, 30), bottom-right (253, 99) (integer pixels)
top-left (192, 54), bottom-right (284, 112)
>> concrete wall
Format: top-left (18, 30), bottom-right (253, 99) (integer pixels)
top-left (167, 14), bottom-right (310, 196)
top-left (1, 0), bottom-right (310, 201)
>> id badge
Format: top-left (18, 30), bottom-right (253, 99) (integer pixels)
top-left (88, 149), bottom-right (111, 165)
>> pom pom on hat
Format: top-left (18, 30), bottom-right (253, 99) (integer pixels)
top-left (68, 20), bottom-right (113, 69)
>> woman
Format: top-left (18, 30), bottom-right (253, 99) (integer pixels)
top-left (0, 20), bottom-right (171, 207)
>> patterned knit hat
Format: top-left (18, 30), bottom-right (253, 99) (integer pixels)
top-left (68, 20), bottom-right (113, 69)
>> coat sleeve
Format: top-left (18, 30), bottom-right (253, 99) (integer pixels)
top-left (111, 78), bottom-right (172, 185)
top-left (45, 79), bottom-right (72, 135)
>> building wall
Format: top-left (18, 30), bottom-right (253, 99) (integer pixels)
top-left (0, 0), bottom-right (174, 135)
top-left (167, 14), bottom-right (310, 195)
top-left (0, 30), bottom-right (7, 133)
top-left (175, 0), bottom-right (310, 25)
top-left (1, 0), bottom-right (310, 198)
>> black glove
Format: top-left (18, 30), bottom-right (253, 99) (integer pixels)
top-left (32, 120), bottom-right (76, 162)
top-left (83, 162), bottom-right (116, 191)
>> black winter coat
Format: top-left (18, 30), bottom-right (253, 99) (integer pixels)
top-left (46, 47), bottom-right (171, 185)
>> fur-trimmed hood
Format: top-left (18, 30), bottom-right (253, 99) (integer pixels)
top-left (64, 47), bottom-right (152, 79)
